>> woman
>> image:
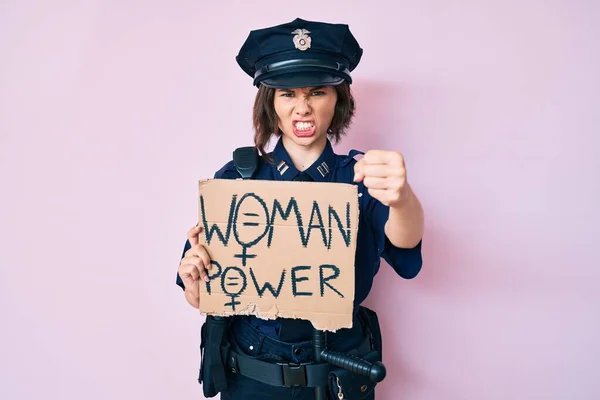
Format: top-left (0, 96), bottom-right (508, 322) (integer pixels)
top-left (176, 18), bottom-right (424, 399)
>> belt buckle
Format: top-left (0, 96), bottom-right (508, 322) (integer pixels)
top-left (277, 362), bottom-right (308, 387)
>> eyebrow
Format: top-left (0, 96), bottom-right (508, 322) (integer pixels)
top-left (279, 86), bottom-right (325, 92)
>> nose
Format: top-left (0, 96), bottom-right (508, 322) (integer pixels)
top-left (294, 97), bottom-right (311, 117)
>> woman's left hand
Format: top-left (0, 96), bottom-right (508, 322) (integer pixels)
top-left (353, 150), bottom-right (409, 208)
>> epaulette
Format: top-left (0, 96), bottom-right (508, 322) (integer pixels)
top-left (212, 160), bottom-right (237, 179)
top-left (339, 149), bottom-right (365, 167)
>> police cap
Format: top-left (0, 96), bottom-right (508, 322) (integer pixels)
top-left (236, 18), bottom-right (363, 89)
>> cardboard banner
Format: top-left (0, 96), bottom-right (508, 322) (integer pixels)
top-left (196, 178), bottom-right (359, 331)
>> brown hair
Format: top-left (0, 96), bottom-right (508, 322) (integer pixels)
top-left (252, 82), bottom-right (356, 162)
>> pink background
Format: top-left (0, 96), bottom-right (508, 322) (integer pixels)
top-left (1, 1), bottom-right (599, 399)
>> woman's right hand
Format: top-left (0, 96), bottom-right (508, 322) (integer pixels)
top-left (178, 225), bottom-right (212, 308)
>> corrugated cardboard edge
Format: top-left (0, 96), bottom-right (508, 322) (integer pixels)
top-left (199, 298), bottom-right (353, 331)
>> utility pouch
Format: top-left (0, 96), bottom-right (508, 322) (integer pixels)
top-left (198, 316), bottom-right (231, 398)
top-left (358, 306), bottom-right (383, 361)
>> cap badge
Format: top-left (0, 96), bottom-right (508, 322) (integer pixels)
top-left (291, 29), bottom-right (311, 51)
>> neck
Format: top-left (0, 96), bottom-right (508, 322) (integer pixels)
top-left (281, 135), bottom-right (327, 172)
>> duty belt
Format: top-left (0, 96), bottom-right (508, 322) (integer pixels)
top-left (225, 335), bottom-right (372, 388)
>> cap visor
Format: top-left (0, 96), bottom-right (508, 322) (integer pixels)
top-left (259, 72), bottom-right (345, 89)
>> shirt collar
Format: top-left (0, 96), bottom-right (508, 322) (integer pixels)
top-left (272, 137), bottom-right (336, 182)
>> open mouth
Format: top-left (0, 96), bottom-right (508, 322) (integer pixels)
top-left (293, 121), bottom-right (316, 137)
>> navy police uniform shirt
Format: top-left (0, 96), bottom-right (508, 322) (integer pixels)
top-left (176, 138), bottom-right (422, 333)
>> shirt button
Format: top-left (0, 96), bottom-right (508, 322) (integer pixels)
top-left (294, 348), bottom-right (302, 355)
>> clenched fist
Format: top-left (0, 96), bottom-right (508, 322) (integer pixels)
top-left (353, 150), bottom-right (409, 208)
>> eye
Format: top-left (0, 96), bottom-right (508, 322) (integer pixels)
top-left (279, 91), bottom-right (294, 97)
top-left (311, 91), bottom-right (325, 96)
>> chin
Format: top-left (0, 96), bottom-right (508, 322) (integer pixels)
top-left (286, 132), bottom-right (323, 147)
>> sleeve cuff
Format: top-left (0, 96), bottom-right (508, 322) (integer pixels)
top-left (380, 235), bottom-right (423, 279)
